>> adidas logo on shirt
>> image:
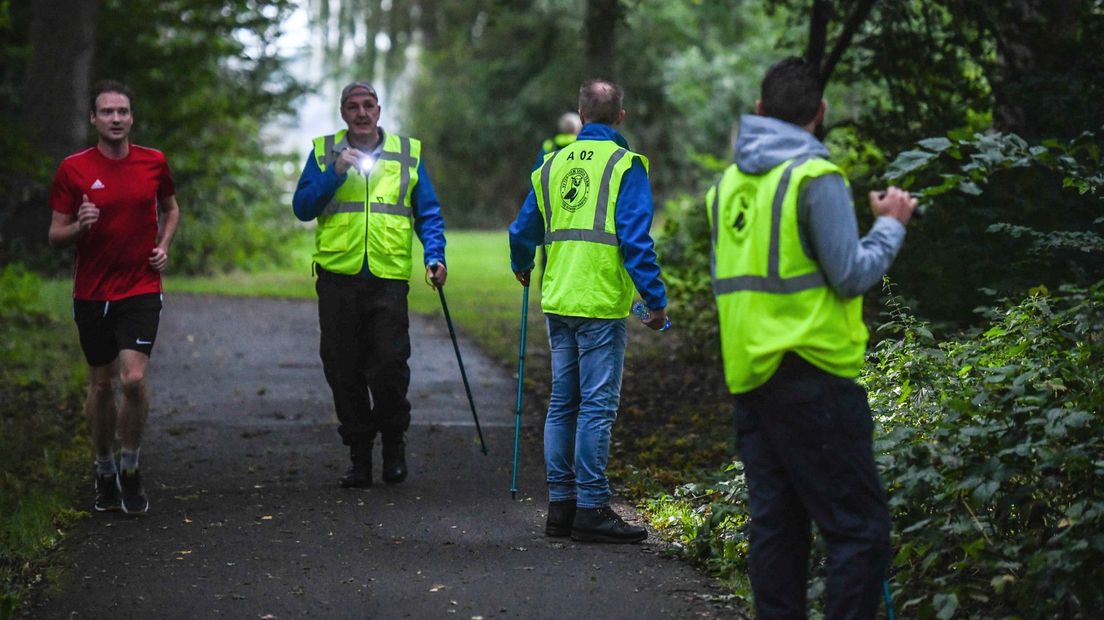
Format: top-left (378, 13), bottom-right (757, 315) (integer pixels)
top-left (91, 179), bottom-right (105, 189)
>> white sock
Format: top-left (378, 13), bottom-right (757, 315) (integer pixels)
top-left (120, 448), bottom-right (140, 472)
top-left (96, 454), bottom-right (117, 475)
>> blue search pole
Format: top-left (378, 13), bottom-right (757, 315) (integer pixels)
top-left (510, 285), bottom-right (529, 499)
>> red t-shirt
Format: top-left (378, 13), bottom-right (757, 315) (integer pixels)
top-left (49, 145), bottom-right (176, 301)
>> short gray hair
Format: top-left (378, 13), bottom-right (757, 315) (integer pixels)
top-left (557, 112), bottom-right (582, 135)
top-left (578, 79), bottom-right (623, 125)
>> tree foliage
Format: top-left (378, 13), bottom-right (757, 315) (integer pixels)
top-left (405, 1), bottom-right (586, 227)
top-left (643, 0), bottom-right (1104, 325)
top-left (299, 1), bottom-right (797, 226)
top-left (1, 0), bottom-right (306, 274)
top-left (92, 0), bottom-right (307, 273)
top-left (880, 128), bottom-right (1103, 320)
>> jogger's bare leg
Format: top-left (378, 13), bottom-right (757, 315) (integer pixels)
top-left (86, 361), bottom-right (119, 457)
top-left (116, 349), bottom-right (150, 452)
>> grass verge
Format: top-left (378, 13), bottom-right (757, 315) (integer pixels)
top-left (0, 267), bottom-right (88, 618)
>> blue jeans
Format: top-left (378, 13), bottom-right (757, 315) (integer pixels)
top-left (544, 314), bottom-right (627, 509)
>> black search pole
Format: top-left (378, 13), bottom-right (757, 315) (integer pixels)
top-left (430, 263), bottom-right (488, 455)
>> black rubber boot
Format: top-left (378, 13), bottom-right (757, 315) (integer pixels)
top-left (570, 506), bottom-right (647, 543)
top-left (381, 432), bottom-right (407, 484)
top-left (545, 499), bottom-right (576, 537)
top-left (340, 439), bottom-right (373, 488)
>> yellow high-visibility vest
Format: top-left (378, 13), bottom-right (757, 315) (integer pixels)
top-left (311, 130), bottom-right (421, 279)
top-left (708, 157), bottom-right (867, 394)
top-left (533, 139), bottom-right (648, 318)
top-left (542, 133), bottom-right (577, 153)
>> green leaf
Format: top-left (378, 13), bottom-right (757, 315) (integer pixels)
top-left (983, 326), bottom-right (1007, 338)
top-left (886, 150), bottom-right (939, 180)
top-left (947, 128), bottom-right (975, 141)
top-left (934, 593), bottom-right (959, 620)
top-left (973, 480), bottom-right (999, 503)
top-left (918, 137), bottom-right (953, 152)
top-left (958, 180), bottom-right (983, 195)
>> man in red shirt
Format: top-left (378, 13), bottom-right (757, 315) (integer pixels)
top-left (48, 80), bottom-right (180, 515)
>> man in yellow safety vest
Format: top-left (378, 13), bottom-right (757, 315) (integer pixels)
top-left (708, 57), bottom-right (916, 618)
top-left (292, 82), bottom-right (448, 489)
top-left (532, 111), bottom-right (582, 171)
top-left (510, 79), bottom-right (669, 543)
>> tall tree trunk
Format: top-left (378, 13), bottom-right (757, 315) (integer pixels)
top-left (585, 0), bottom-right (620, 80)
top-left (805, 0), bottom-right (832, 73)
top-left (818, 0), bottom-right (876, 88)
top-left (805, 0), bottom-right (876, 90)
top-left (414, 0), bottom-right (440, 50)
top-left (3, 0), bottom-right (99, 256)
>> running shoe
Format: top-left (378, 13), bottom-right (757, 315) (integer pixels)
top-left (94, 471), bottom-right (122, 512)
top-left (119, 469), bottom-right (149, 515)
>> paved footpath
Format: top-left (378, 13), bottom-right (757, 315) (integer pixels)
top-left (30, 294), bottom-right (738, 619)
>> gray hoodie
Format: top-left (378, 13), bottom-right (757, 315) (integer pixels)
top-left (734, 114), bottom-right (905, 298)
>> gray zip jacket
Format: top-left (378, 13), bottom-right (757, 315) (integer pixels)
top-left (734, 114), bottom-right (905, 298)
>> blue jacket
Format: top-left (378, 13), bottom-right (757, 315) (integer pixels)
top-left (292, 127), bottom-right (447, 275)
top-left (509, 123), bottom-right (668, 311)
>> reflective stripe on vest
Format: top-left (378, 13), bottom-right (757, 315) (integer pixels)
top-left (321, 134), bottom-right (416, 218)
top-left (538, 147), bottom-right (627, 247)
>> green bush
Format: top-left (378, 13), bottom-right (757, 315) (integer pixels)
top-left (648, 282), bottom-right (1104, 618)
top-left (0, 265), bottom-right (88, 616)
top-left (868, 283), bottom-right (1103, 618)
top-left (654, 192), bottom-right (720, 363)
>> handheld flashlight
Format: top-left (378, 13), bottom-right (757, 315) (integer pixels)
top-left (877, 190), bottom-right (925, 220)
top-left (359, 155), bottom-right (377, 174)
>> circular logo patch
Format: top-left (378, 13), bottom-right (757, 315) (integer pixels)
top-left (730, 182), bottom-right (756, 236)
top-left (558, 168), bottom-right (590, 212)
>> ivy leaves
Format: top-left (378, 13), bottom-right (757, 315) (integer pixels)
top-left (867, 283), bottom-right (1104, 618)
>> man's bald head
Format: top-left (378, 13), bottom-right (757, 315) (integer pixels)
top-left (578, 79), bottom-right (624, 126)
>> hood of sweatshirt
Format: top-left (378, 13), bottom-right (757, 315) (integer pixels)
top-left (734, 114), bottom-right (830, 174)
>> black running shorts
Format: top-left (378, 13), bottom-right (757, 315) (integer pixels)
top-left (73, 293), bottom-right (163, 367)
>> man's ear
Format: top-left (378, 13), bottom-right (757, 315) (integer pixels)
top-left (755, 99), bottom-right (764, 115)
top-left (814, 99), bottom-right (827, 126)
